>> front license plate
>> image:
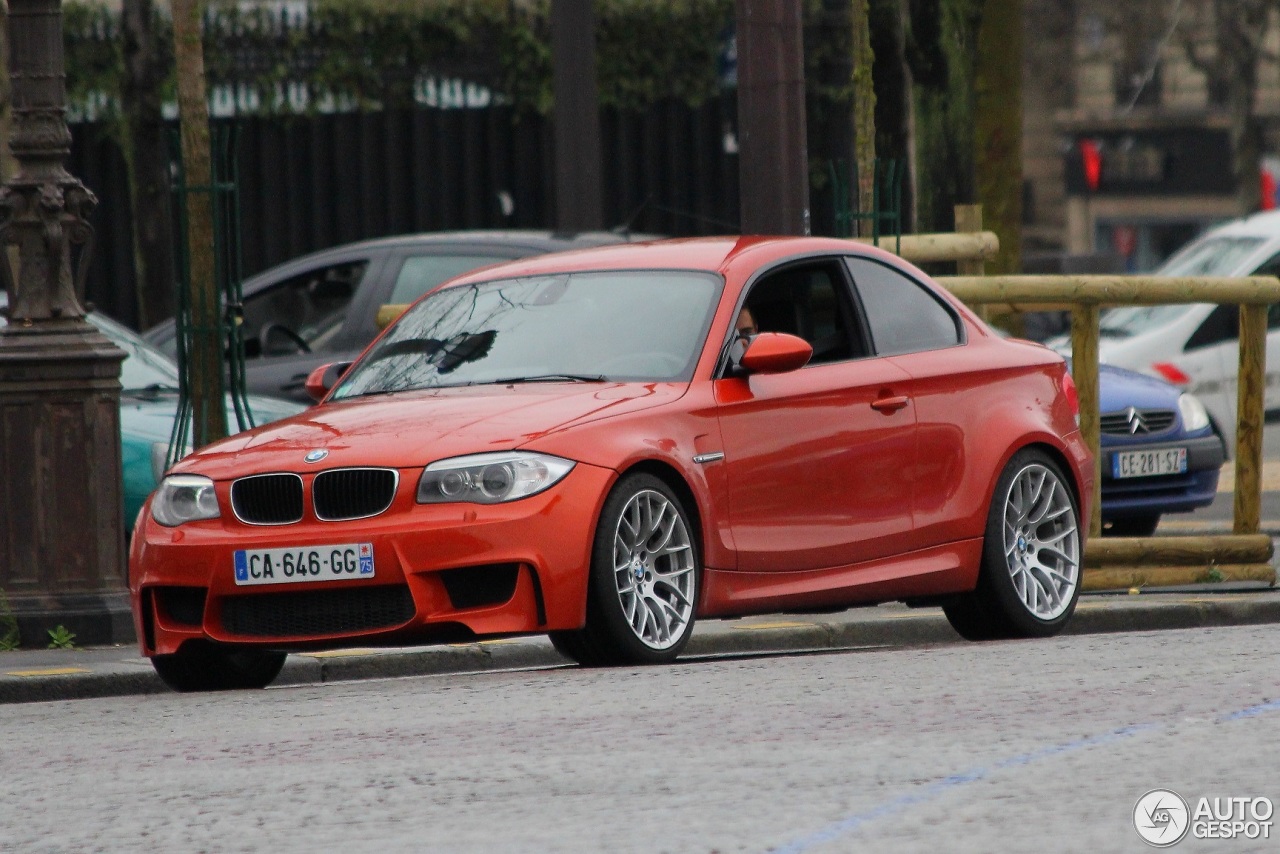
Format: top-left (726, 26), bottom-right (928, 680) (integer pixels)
top-left (1113, 448), bottom-right (1187, 479)
top-left (233, 543), bottom-right (375, 586)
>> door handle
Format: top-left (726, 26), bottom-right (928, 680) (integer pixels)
top-left (871, 395), bottom-right (910, 414)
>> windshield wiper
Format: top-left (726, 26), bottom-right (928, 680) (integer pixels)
top-left (469, 373), bottom-right (608, 386)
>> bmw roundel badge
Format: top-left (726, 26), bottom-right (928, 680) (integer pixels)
top-left (304, 449), bottom-right (329, 464)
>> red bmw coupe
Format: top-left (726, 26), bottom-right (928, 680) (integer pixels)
top-left (129, 237), bottom-right (1094, 691)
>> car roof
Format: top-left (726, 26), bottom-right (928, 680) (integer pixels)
top-left (1202, 209), bottom-right (1280, 238)
top-left (438, 236), bottom-right (902, 286)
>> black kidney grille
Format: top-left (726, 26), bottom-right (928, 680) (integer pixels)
top-left (231, 474), bottom-right (304, 524)
top-left (220, 585), bottom-right (416, 638)
top-left (313, 468), bottom-right (398, 520)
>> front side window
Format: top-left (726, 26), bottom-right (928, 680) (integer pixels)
top-left (243, 260), bottom-right (368, 356)
top-left (332, 270), bottom-right (722, 398)
top-left (739, 260), bottom-right (864, 364)
top-left (845, 257), bottom-right (960, 356)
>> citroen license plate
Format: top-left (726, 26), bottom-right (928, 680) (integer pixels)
top-left (1113, 448), bottom-right (1187, 479)
top-left (233, 543), bottom-right (374, 586)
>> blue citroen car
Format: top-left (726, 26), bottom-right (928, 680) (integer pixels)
top-left (1099, 363), bottom-right (1225, 536)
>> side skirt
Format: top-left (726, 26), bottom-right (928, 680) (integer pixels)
top-left (698, 538), bottom-right (984, 619)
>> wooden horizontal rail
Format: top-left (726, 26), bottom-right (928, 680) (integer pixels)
top-left (939, 274), bottom-right (1280, 307)
top-left (1082, 563), bottom-right (1276, 591)
top-left (852, 231), bottom-right (999, 264)
top-left (1084, 534), bottom-right (1273, 568)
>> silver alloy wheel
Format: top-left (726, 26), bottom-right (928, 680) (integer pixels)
top-left (612, 488), bottom-right (696, 650)
top-left (1002, 462), bottom-right (1080, 620)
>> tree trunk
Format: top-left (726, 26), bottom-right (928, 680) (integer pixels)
top-left (122, 0), bottom-right (176, 331)
top-left (172, 0), bottom-right (226, 446)
top-left (852, 0), bottom-right (877, 236)
top-left (551, 0), bottom-right (603, 231)
top-left (973, 0), bottom-right (1022, 274)
top-left (870, 0), bottom-right (914, 232)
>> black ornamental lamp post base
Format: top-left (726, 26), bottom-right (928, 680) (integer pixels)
top-left (1, 0), bottom-right (132, 647)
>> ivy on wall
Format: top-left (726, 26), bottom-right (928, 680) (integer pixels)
top-left (64, 0), bottom-right (740, 117)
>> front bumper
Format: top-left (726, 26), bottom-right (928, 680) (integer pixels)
top-left (1100, 434), bottom-right (1225, 518)
top-left (129, 462), bottom-right (615, 657)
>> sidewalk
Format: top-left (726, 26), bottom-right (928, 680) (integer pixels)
top-left (3, 586), bottom-right (1278, 705)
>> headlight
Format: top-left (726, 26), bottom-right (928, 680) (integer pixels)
top-left (417, 452), bottom-right (575, 504)
top-left (151, 475), bottom-right (221, 526)
top-left (1178, 393), bottom-right (1211, 432)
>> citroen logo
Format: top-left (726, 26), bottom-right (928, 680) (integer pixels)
top-left (1124, 407), bottom-right (1149, 435)
top-left (304, 449), bottom-right (329, 464)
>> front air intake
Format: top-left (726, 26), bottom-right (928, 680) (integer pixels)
top-left (220, 585), bottom-right (416, 637)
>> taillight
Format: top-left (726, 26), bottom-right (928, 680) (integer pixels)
top-left (1152, 362), bottom-right (1192, 385)
top-left (1062, 371), bottom-right (1079, 421)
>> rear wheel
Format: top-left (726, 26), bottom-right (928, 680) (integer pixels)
top-left (944, 449), bottom-right (1082, 641)
top-left (551, 473), bottom-right (700, 666)
top-left (1104, 514), bottom-right (1160, 538)
top-left (152, 641), bottom-right (287, 692)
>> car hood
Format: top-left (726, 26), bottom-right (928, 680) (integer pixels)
top-left (1098, 363), bottom-right (1181, 412)
top-left (174, 382), bottom-right (686, 479)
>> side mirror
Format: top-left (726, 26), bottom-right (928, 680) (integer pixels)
top-left (304, 361), bottom-right (353, 403)
top-left (376, 304), bottom-right (409, 330)
top-left (739, 332), bottom-right (812, 374)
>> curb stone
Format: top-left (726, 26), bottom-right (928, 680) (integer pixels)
top-left (2, 590), bottom-right (1278, 705)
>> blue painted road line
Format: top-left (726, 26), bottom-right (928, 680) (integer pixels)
top-left (770, 698), bottom-right (1280, 853)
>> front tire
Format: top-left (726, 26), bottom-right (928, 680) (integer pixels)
top-left (944, 448), bottom-right (1082, 641)
top-left (152, 641), bottom-right (287, 692)
top-left (551, 473), bottom-right (700, 666)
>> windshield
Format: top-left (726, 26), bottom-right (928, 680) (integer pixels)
top-left (332, 270), bottom-right (722, 398)
top-left (1156, 235), bottom-right (1264, 276)
top-left (0, 296), bottom-right (181, 390)
top-left (86, 312), bottom-right (183, 390)
top-left (1097, 303), bottom-right (1195, 339)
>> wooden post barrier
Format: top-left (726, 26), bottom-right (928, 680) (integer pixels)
top-left (1235, 303), bottom-right (1267, 535)
top-left (1084, 534), bottom-right (1272, 567)
top-left (852, 230), bottom-right (998, 265)
top-left (1070, 303), bottom-right (1101, 538)
top-left (937, 272), bottom-right (1280, 587)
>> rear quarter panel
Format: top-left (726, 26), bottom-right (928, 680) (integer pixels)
top-left (891, 333), bottom-right (1091, 548)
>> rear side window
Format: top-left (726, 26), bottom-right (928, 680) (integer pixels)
top-left (845, 257), bottom-right (960, 356)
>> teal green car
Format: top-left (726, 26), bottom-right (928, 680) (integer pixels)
top-left (92, 311), bottom-right (304, 534)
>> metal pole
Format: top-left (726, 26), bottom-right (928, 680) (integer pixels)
top-left (0, 0), bottom-right (132, 645)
